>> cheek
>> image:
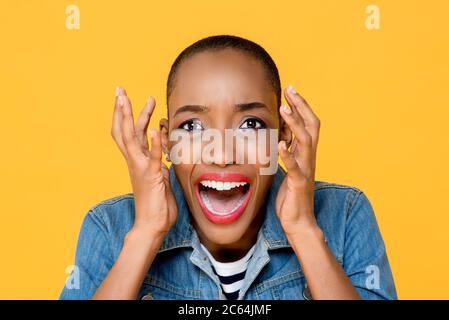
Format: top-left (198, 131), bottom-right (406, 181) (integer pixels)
top-left (235, 130), bottom-right (278, 170)
top-left (173, 164), bottom-right (195, 197)
top-left (252, 175), bottom-right (274, 204)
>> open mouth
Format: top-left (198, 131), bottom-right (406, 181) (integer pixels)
top-left (195, 173), bottom-right (252, 224)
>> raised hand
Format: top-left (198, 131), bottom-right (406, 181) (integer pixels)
top-left (112, 87), bottom-right (178, 238)
top-left (276, 85), bottom-right (321, 237)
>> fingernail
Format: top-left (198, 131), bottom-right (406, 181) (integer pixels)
top-left (149, 128), bottom-right (156, 138)
top-left (280, 141), bottom-right (287, 151)
top-left (116, 87), bottom-right (122, 97)
top-left (288, 84), bottom-right (297, 95)
top-left (282, 105), bottom-right (292, 115)
top-left (117, 96), bottom-right (124, 107)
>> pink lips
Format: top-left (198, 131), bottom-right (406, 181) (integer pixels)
top-left (195, 173), bottom-right (252, 224)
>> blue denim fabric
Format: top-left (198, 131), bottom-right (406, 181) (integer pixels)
top-left (60, 166), bottom-right (397, 300)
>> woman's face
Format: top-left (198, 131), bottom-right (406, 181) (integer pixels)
top-left (161, 48), bottom-right (286, 247)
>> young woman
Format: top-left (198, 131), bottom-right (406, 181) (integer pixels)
top-left (60, 35), bottom-right (397, 300)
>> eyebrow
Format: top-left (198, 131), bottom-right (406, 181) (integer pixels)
top-left (173, 102), bottom-right (271, 117)
top-left (235, 102), bottom-right (271, 113)
top-left (173, 104), bottom-right (207, 117)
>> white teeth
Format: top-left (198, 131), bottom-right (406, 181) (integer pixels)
top-left (200, 180), bottom-right (248, 191)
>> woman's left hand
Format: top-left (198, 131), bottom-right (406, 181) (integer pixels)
top-left (276, 85), bottom-right (321, 238)
top-left (275, 88), bottom-right (362, 299)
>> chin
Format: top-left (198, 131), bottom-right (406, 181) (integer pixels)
top-left (189, 202), bottom-right (258, 247)
top-left (202, 225), bottom-right (249, 245)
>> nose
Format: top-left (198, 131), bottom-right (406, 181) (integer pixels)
top-left (203, 128), bottom-right (235, 167)
top-left (212, 153), bottom-right (229, 167)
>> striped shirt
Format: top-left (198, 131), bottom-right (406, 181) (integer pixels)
top-left (200, 243), bottom-right (256, 300)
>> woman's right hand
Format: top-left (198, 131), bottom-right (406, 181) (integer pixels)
top-left (111, 87), bottom-right (178, 239)
top-left (92, 88), bottom-right (178, 300)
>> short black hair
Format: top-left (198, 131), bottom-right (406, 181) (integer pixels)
top-left (166, 34), bottom-right (281, 109)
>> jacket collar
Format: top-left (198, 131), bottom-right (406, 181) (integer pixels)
top-left (158, 165), bottom-right (290, 253)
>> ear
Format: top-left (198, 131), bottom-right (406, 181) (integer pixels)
top-left (279, 116), bottom-right (292, 147)
top-left (159, 118), bottom-right (170, 154)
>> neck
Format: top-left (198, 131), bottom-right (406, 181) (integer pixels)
top-left (195, 209), bottom-right (264, 263)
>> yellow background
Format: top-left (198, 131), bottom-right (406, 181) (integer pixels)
top-left (0, 0), bottom-right (448, 299)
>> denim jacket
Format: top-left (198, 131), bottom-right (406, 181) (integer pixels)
top-left (60, 166), bottom-right (397, 300)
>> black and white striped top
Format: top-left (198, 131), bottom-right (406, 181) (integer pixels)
top-left (200, 243), bottom-right (256, 300)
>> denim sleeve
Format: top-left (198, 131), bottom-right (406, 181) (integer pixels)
top-left (59, 210), bottom-right (114, 300)
top-left (343, 191), bottom-right (398, 300)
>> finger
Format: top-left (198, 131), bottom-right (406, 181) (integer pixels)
top-left (161, 162), bottom-right (170, 186)
top-left (149, 128), bottom-right (163, 173)
top-left (278, 141), bottom-right (303, 181)
top-left (111, 88), bottom-right (127, 157)
top-left (135, 96), bottom-right (156, 155)
top-left (284, 85), bottom-right (320, 148)
top-left (280, 104), bottom-right (312, 154)
top-left (121, 94), bottom-right (145, 162)
top-left (280, 105), bottom-right (313, 175)
top-left (290, 138), bottom-right (298, 156)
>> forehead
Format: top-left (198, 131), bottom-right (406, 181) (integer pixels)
top-left (168, 49), bottom-right (276, 113)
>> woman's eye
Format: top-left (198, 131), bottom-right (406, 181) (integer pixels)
top-left (179, 119), bottom-right (204, 131)
top-left (239, 118), bottom-right (266, 130)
